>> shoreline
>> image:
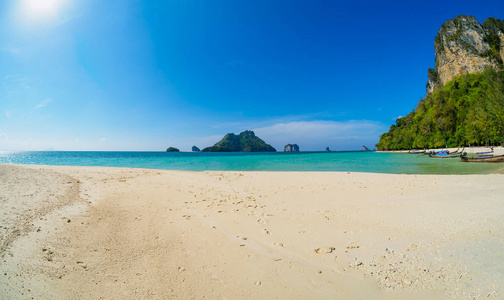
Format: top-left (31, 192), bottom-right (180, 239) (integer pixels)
top-left (378, 146), bottom-right (504, 154)
top-left (1, 164), bottom-right (503, 298)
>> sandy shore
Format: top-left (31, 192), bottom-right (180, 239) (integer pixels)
top-left (1, 164), bottom-right (503, 299)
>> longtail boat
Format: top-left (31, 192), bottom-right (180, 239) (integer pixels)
top-left (461, 153), bottom-right (504, 162)
top-left (428, 148), bottom-right (464, 158)
top-left (475, 148), bottom-right (494, 155)
top-left (408, 150), bottom-right (426, 154)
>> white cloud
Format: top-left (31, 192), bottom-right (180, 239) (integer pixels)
top-left (393, 115), bottom-right (403, 120)
top-left (2, 75), bottom-right (32, 91)
top-left (34, 98), bottom-right (52, 110)
top-left (252, 120), bottom-right (386, 151)
top-left (0, 47), bottom-right (21, 54)
top-left (100, 137), bottom-right (106, 142)
top-left (0, 133), bottom-right (7, 139)
top-left (4, 111), bottom-right (12, 118)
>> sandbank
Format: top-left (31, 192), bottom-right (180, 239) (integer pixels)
top-left (1, 164), bottom-right (503, 299)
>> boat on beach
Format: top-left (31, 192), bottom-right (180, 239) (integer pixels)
top-left (409, 150), bottom-right (426, 154)
top-left (428, 148), bottom-right (464, 158)
top-left (475, 147), bottom-right (494, 155)
top-left (461, 152), bottom-right (504, 162)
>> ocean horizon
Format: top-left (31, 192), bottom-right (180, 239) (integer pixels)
top-left (1, 150), bottom-right (502, 175)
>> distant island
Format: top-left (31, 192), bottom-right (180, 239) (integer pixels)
top-left (377, 16), bottom-right (504, 150)
top-left (166, 147), bottom-right (180, 152)
top-left (202, 130), bottom-right (276, 152)
top-left (284, 144), bottom-right (300, 152)
top-left (192, 146), bottom-right (200, 152)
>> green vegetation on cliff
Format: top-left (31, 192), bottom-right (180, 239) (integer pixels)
top-left (482, 18), bottom-right (504, 68)
top-left (201, 145), bottom-right (231, 152)
top-left (202, 130), bottom-right (276, 152)
top-left (166, 147), bottom-right (180, 152)
top-left (377, 69), bottom-right (504, 150)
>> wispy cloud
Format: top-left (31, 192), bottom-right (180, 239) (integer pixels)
top-left (210, 112), bottom-right (339, 130)
top-left (0, 133), bottom-right (8, 139)
top-left (0, 46), bottom-right (21, 55)
top-left (100, 137), bottom-right (106, 142)
top-left (4, 111), bottom-right (12, 118)
top-left (3, 75), bottom-right (33, 91)
top-left (252, 120), bottom-right (386, 151)
top-left (34, 98), bottom-right (52, 110)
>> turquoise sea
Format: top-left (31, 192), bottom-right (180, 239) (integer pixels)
top-left (0, 151), bottom-right (503, 175)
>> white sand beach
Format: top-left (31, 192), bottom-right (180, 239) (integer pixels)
top-left (1, 164), bottom-right (504, 299)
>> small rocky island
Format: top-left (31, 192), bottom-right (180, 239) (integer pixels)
top-left (166, 147), bottom-right (180, 152)
top-left (284, 144), bottom-right (300, 152)
top-left (202, 130), bottom-right (276, 152)
top-left (192, 146), bottom-right (200, 152)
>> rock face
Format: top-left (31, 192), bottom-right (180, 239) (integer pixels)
top-left (192, 146), bottom-right (200, 152)
top-left (426, 16), bottom-right (504, 93)
top-left (202, 130), bottom-right (276, 152)
top-left (284, 144), bottom-right (300, 152)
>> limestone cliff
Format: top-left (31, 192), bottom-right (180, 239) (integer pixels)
top-left (426, 16), bottom-right (504, 93)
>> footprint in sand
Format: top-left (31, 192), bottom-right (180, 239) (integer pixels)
top-left (314, 247), bottom-right (335, 254)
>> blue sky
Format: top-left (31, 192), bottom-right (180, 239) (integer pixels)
top-left (1, 0), bottom-right (503, 151)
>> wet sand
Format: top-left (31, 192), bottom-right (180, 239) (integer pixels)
top-left (1, 164), bottom-right (503, 299)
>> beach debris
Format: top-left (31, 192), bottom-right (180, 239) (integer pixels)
top-left (314, 247), bottom-right (335, 254)
top-left (76, 261), bottom-right (87, 269)
top-left (346, 242), bottom-right (360, 249)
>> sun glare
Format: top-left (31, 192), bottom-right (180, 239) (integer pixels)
top-left (22, 0), bottom-right (66, 18)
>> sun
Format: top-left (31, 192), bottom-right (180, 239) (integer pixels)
top-left (22, 0), bottom-right (66, 18)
